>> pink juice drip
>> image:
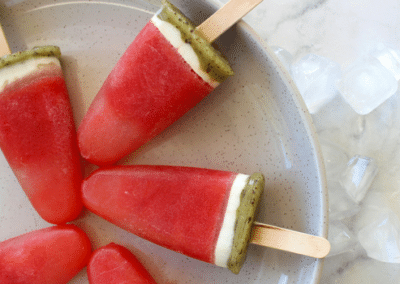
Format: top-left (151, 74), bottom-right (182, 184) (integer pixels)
top-left (0, 72), bottom-right (83, 224)
top-left (82, 165), bottom-right (237, 264)
top-left (78, 21), bottom-right (214, 165)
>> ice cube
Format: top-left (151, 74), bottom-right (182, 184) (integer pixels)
top-left (371, 44), bottom-right (400, 80)
top-left (364, 187), bottom-right (400, 226)
top-left (291, 54), bottom-right (341, 113)
top-left (357, 92), bottom-right (400, 159)
top-left (271, 46), bottom-right (293, 72)
top-left (354, 192), bottom-right (386, 231)
top-left (328, 221), bottom-right (358, 257)
top-left (320, 139), bottom-right (349, 180)
top-left (320, 92), bottom-right (400, 160)
top-left (367, 91), bottom-right (400, 127)
top-left (337, 56), bottom-right (398, 115)
top-left (328, 180), bottom-right (360, 220)
top-left (311, 94), bottom-right (359, 133)
top-left (317, 128), bottom-right (356, 160)
top-left (340, 155), bottom-right (378, 203)
top-left (357, 207), bottom-right (400, 263)
top-left (314, 96), bottom-right (365, 156)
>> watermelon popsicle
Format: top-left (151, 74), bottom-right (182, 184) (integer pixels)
top-left (77, 0), bottom-right (263, 165)
top-left (82, 165), bottom-right (265, 274)
top-left (0, 225), bottom-right (92, 284)
top-left (82, 165), bottom-right (331, 274)
top-left (87, 243), bottom-right (157, 284)
top-left (0, 46), bottom-right (83, 224)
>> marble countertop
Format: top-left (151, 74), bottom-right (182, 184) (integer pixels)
top-left (244, 0), bottom-right (400, 68)
top-left (240, 0), bottom-right (400, 283)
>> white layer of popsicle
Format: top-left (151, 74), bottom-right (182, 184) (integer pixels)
top-left (215, 173), bottom-right (249, 267)
top-left (0, 57), bottom-right (61, 92)
top-left (151, 13), bottom-right (220, 88)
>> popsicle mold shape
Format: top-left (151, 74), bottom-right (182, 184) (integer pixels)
top-left (0, 225), bottom-right (92, 284)
top-left (77, 0), bottom-right (234, 166)
top-left (82, 165), bottom-right (265, 274)
top-left (0, 46), bottom-right (83, 224)
top-left (87, 243), bottom-right (157, 284)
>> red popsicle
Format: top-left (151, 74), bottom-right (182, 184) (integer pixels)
top-left (87, 243), bottom-right (157, 284)
top-left (77, 0), bottom-right (235, 165)
top-left (0, 225), bottom-right (92, 284)
top-left (0, 46), bottom-right (83, 224)
top-left (82, 165), bottom-right (265, 274)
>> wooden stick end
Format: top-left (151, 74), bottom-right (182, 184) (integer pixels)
top-left (250, 222), bottom-right (331, 259)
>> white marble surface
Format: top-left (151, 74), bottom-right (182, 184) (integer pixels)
top-left (238, 0), bottom-right (400, 283)
top-left (243, 0), bottom-right (400, 68)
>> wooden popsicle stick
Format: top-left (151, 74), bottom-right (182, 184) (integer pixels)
top-left (250, 222), bottom-right (331, 258)
top-left (0, 24), bottom-right (11, 57)
top-left (196, 0), bottom-right (264, 43)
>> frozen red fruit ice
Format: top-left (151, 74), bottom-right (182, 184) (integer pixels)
top-left (87, 243), bottom-right (157, 284)
top-left (0, 224), bottom-right (92, 284)
top-left (0, 46), bottom-right (83, 224)
top-left (82, 165), bottom-right (264, 274)
top-left (77, 0), bottom-right (233, 165)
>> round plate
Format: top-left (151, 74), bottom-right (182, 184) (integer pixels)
top-left (0, 0), bottom-right (328, 283)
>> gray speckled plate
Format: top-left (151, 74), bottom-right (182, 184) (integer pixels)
top-left (0, 0), bottom-right (328, 283)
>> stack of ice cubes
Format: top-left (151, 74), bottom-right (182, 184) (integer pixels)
top-left (271, 44), bottom-right (400, 270)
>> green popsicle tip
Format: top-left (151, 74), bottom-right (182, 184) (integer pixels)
top-left (0, 45), bottom-right (61, 70)
top-left (158, 0), bottom-right (234, 83)
top-left (228, 172), bottom-right (265, 274)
